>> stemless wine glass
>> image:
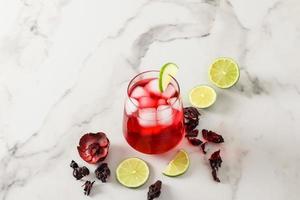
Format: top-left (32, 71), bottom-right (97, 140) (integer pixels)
top-left (123, 70), bottom-right (184, 154)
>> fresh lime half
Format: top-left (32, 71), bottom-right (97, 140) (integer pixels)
top-left (116, 157), bottom-right (150, 188)
top-left (189, 85), bottom-right (217, 108)
top-left (209, 57), bottom-right (240, 88)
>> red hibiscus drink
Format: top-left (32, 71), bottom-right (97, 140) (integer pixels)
top-left (123, 71), bottom-right (184, 154)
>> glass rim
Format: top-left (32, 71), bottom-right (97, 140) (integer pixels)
top-left (127, 70), bottom-right (181, 111)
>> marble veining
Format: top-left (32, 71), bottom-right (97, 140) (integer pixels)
top-left (0, 0), bottom-right (300, 199)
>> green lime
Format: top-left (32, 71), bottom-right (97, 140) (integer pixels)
top-left (163, 149), bottom-right (189, 177)
top-left (209, 57), bottom-right (240, 88)
top-left (189, 85), bottom-right (217, 108)
top-left (159, 63), bottom-right (179, 92)
top-left (116, 157), bottom-right (149, 188)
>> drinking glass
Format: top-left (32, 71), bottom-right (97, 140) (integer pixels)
top-left (123, 70), bottom-right (184, 154)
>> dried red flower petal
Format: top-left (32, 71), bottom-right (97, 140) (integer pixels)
top-left (82, 181), bottom-right (95, 196)
top-left (184, 107), bottom-right (201, 133)
top-left (209, 150), bottom-right (222, 182)
top-left (200, 142), bottom-right (207, 154)
top-left (185, 129), bottom-right (199, 138)
top-left (187, 137), bottom-right (203, 146)
top-left (70, 160), bottom-right (90, 180)
top-left (184, 107), bottom-right (200, 121)
top-left (70, 160), bottom-right (79, 169)
top-left (77, 132), bottom-right (110, 164)
top-left (95, 163), bottom-right (111, 183)
top-left (202, 129), bottom-right (224, 143)
top-left (148, 180), bottom-right (162, 200)
top-left (185, 123), bottom-right (198, 133)
top-left (73, 166), bottom-right (90, 180)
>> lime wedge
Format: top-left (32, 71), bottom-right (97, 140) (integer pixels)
top-left (209, 57), bottom-right (240, 88)
top-left (116, 157), bottom-right (149, 188)
top-left (159, 63), bottom-right (179, 92)
top-left (189, 85), bottom-right (217, 108)
top-left (163, 149), bottom-right (189, 177)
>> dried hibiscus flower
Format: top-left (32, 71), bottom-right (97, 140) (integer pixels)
top-left (73, 166), bottom-right (90, 180)
top-left (77, 132), bottom-right (110, 164)
top-left (184, 107), bottom-right (201, 133)
top-left (148, 180), bottom-right (162, 200)
top-left (70, 160), bottom-right (89, 180)
top-left (185, 129), bottom-right (199, 138)
top-left (82, 180), bottom-right (95, 196)
top-left (70, 160), bottom-right (79, 169)
top-left (209, 150), bottom-right (222, 182)
top-left (200, 142), bottom-right (207, 154)
top-left (187, 137), bottom-right (203, 146)
top-left (95, 163), bottom-right (111, 183)
top-left (202, 129), bottom-right (224, 143)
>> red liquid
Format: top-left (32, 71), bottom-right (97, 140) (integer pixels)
top-left (123, 78), bottom-right (184, 154)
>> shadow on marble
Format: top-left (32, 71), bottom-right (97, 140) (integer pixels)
top-left (159, 183), bottom-right (175, 200)
top-left (205, 90), bottom-right (235, 114)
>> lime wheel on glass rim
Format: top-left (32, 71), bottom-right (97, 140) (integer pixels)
top-left (159, 63), bottom-right (179, 92)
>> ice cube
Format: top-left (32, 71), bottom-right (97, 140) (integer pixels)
top-left (168, 97), bottom-right (181, 110)
top-left (131, 86), bottom-right (149, 99)
top-left (162, 84), bottom-right (176, 98)
top-left (157, 98), bottom-right (167, 106)
top-left (138, 108), bottom-right (157, 127)
top-left (145, 79), bottom-right (161, 96)
top-left (139, 96), bottom-right (156, 108)
top-left (125, 98), bottom-right (138, 115)
top-left (157, 105), bottom-right (173, 126)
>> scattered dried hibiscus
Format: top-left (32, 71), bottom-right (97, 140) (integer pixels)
top-left (73, 166), bottom-right (90, 180)
top-left (82, 180), bottom-right (95, 196)
top-left (183, 107), bottom-right (225, 182)
top-left (200, 142), bottom-right (207, 154)
top-left (202, 129), bottom-right (224, 143)
top-left (148, 180), bottom-right (162, 200)
top-left (209, 150), bottom-right (222, 182)
top-left (185, 129), bottom-right (199, 138)
top-left (70, 160), bottom-right (79, 169)
top-left (70, 160), bottom-right (90, 180)
top-left (187, 137), bottom-right (203, 146)
top-left (95, 163), bottom-right (111, 183)
top-left (77, 132), bottom-right (110, 164)
top-left (184, 107), bottom-right (201, 133)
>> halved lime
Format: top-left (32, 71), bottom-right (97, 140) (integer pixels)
top-left (189, 85), bottom-right (217, 108)
top-left (209, 57), bottom-right (240, 88)
top-left (116, 157), bottom-right (150, 188)
top-left (163, 149), bottom-right (189, 177)
top-left (159, 63), bottom-right (179, 92)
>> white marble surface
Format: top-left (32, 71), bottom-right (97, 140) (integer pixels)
top-left (0, 0), bottom-right (300, 199)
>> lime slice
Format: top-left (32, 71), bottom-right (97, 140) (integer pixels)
top-left (189, 85), bottom-right (217, 108)
top-left (209, 57), bottom-right (240, 88)
top-left (163, 149), bottom-right (189, 177)
top-left (116, 157), bottom-right (150, 188)
top-left (159, 63), bottom-right (179, 92)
